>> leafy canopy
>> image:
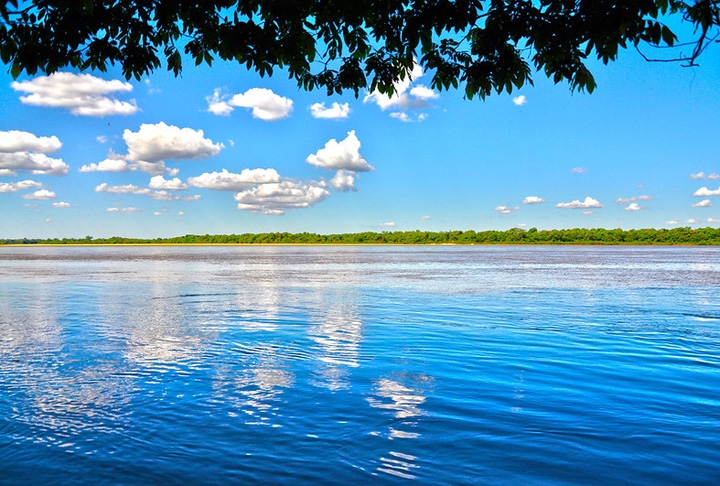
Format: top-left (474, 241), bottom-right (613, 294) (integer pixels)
top-left (1, 1), bottom-right (718, 98)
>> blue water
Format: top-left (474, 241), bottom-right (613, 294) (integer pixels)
top-left (0, 246), bottom-right (718, 484)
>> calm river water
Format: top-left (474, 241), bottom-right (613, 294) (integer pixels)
top-left (0, 245), bottom-right (719, 484)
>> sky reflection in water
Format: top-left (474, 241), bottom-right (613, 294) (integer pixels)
top-left (1, 246), bottom-right (719, 484)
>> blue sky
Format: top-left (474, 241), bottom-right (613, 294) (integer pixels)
top-left (1, 47), bottom-right (719, 239)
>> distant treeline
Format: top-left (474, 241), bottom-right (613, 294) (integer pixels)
top-left (4, 227), bottom-right (720, 245)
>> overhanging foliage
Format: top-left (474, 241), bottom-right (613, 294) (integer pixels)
top-left (1, 1), bottom-right (718, 98)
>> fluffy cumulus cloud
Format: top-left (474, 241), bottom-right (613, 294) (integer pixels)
top-left (556, 196), bottom-right (603, 209)
top-left (522, 196), bottom-right (545, 205)
top-left (11, 72), bottom-right (137, 116)
top-left (188, 168), bottom-right (281, 191)
top-left (512, 95), bottom-right (527, 106)
top-left (708, 217), bottom-right (720, 223)
top-left (52, 201), bottom-right (71, 208)
top-left (692, 199), bottom-right (712, 208)
top-left (310, 102), bottom-right (351, 119)
top-left (124, 122), bottom-right (223, 163)
top-left (379, 222), bottom-right (396, 227)
top-left (328, 169), bottom-right (357, 192)
top-left (665, 219), bottom-right (679, 225)
top-left (693, 186), bottom-right (720, 197)
top-left (0, 130), bottom-right (69, 176)
top-left (79, 157), bottom-right (130, 173)
top-left (149, 175), bottom-right (188, 190)
top-left (21, 189), bottom-right (56, 200)
top-left (233, 181), bottom-right (329, 215)
top-left (207, 88), bottom-right (293, 120)
top-left (624, 203), bottom-right (642, 211)
top-left (687, 218), bottom-right (700, 224)
top-left (0, 130), bottom-right (61, 153)
top-left (0, 152), bottom-right (69, 176)
top-left (363, 63), bottom-right (438, 120)
top-left (420, 215), bottom-right (431, 221)
top-left (306, 131), bottom-right (374, 172)
top-left (0, 180), bottom-right (42, 193)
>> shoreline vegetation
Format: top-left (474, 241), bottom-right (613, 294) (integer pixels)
top-left (3, 227), bottom-right (720, 246)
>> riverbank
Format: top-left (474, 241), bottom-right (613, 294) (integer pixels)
top-left (3, 227), bottom-right (720, 246)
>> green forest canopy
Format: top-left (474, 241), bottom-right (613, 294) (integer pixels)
top-left (1, 1), bottom-right (719, 98)
top-left (5, 227), bottom-right (720, 245)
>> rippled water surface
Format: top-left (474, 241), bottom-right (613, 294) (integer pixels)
top-left (1, 246), bottom-right (719, 484)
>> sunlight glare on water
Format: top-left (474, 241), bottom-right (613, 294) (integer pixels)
top-left (0, 246), bottom-right (719, 484)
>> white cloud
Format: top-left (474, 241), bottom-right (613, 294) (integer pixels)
top-left (149, 190), bottom-right (178, 201)
top-left (209, 88), bottom-right (294, 120)
top-left (690, 171), bottom-right (706, 179)
top-left (379, 222), bottom-right (396, 227)
top-left (52, 201), bottom-right (71, 208)
top-left (79, 157), bottom-right (130, 173)
top-left (363, 63), bottom-right (437, 120)
top-left (96, 135), bottom-right (108, 144)
top-left (512, 95), bottom-right (527, 106)
top-left (0, 130), bottom-right (69, 176)
top-left (106, 206), bottom-right (140, 213)
top-left (693, 186), bottom-right (720, 197)
top-left (166, 167), bottom-right (180, 177)
top-left (616, 195), bottom-right (653, 204)
top-left (124, 122), bottom-right (223, 164)
top-left (522, 196), bottom-right (545, 205)
top-left (233, 181), bottom-right (330, 215)
top-left (177, 211), bottom-right (185, 216)
top-left (310, 102), bottom-right (351, 119)
top-left (184, 195), bottom-right (202, 201)
top-left (665, 220), bottom-right (679, 225)
top-left (582, 210), bottom-right (594, 215)
top-left (710, 173), bottom-right (720, 180)
top-left (188, 168), bottom-right (281, 191)
top-left (95, 183), bottom-right (151, 195)
top-left (21, 189), bottom-right (56, 200)
top-left (571, 167), bottom-right (587, 174)
top-left (389, 112), bottom-right (411, 122)
top-left (0, 130), bottom-right (61, 153)
top-left (687, 218), bottom-right (700, 224)
top-left (692, 199), bottom-right (712, 208)
top-left (95, 182), bottom-right (181, 201)
top-left (556, 196), bottom-right (603, 209)
top-left (0, 152), bottom-right (69, 176)
top-left (420, 215), bottom-right (431, 221)
top-left (328, 169), bottom-right (357, 191)
top-left (0, 180), bottom-right (42, 193)
top-left (149, 175), bottom-right (188, 190)
top-left (11, 72), bottom-right (137, 116)
top-left (0, 169), bottom-right (17, 176)
top-left (206, 89), bottom-right (234, 116)
top-left (306, 131), bottom-right (374, 172)
top-left (624, 203), bottom-right (642, 211)
top-left (708, 217), bottom-right (720, 223)
top-left (494, 205), bottom-right (515, 214)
